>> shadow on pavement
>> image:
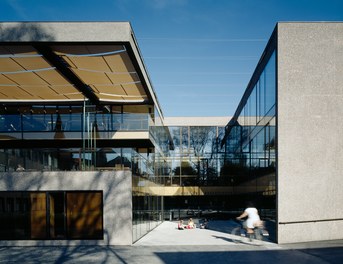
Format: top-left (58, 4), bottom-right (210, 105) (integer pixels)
top-left (155, 246), bottom-right (343, 264)
top-left (0, 243), bottom-right (343, 263)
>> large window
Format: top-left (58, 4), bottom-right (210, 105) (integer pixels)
top-left (0, 191), bottom-right (103, 240)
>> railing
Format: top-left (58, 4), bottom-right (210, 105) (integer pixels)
top-left (0, 113), bottom-right (151, 139)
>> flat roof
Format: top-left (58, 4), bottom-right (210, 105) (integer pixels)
top-left (0, 22), bottom-right (164, 117)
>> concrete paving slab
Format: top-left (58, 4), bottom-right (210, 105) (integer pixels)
top-left (0, 221), bottom-right (343, 263)
top-left (134, 220), bottom-right (278, 248)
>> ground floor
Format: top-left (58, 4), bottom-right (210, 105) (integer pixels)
top-left (1, 170), bottom-right (341, 245)
top-left (0, 169), bottom-right (276, 245)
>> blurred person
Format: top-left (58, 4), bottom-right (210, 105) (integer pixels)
top-left (236, 201), bottom-right (262, 235)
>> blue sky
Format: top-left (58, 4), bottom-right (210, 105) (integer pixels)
top-left (1, 0), bottom-right (343, 117)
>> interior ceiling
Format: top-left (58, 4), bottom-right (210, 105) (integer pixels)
top-left (0, 44), bottom-right (148, 104)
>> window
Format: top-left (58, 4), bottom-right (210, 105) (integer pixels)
top-left (0, 191), bottom-right (103, 240)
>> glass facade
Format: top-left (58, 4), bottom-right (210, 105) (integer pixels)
top-left (0, 102), bottom-right (163, 243)
top-left (222, 51), bottom-right (276, 218)
top-left (132, 195), bottom-right (162, 242)
top-left (151, 124), bottom-right (230, 219)
top-left (132, 145), bottom-right (163, 242)
top-left (132, 106), bottom-right (166, 242)
top-left (165, 126), bottom-right (225, 187)
top-left (0, 103), bottom-right (153, 172)
top-left (0, 105), bottom-right (151, 140)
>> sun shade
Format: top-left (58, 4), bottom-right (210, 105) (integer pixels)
top-left (0, 44), bottom-right (148, 103)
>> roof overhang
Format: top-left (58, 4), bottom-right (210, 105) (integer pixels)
top-left (0, 22), bottom-right (164, 116)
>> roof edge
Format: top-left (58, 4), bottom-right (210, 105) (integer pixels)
top-left (0, 22), bottom-right (132, 42)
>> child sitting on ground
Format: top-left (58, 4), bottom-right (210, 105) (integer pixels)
top-left (178, 219), bottom-right (184, 230)
top-left (186, 218), bottom-right (196, 229)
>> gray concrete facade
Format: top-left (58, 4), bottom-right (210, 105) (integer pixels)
top-left (0, 170), bottom-right (132, 246)
top-left (0, 22), bottom-right (132, 42)
top-left (277, 22), bottom-right (343, 243)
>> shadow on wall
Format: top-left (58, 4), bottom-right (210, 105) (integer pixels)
top-left (0, 23), bottom-right (55, 41)
top-left (0, 170), bottom-right (132, 246)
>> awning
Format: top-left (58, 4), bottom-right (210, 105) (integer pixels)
top-left (0, 44), bottom-right (148, 104)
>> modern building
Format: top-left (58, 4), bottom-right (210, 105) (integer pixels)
top-left (0, 22), bottom-right (166, 245)
top-left (222, 22), bottom-right (343, 243)
top-left (0, 22), bottom-right (342, 245)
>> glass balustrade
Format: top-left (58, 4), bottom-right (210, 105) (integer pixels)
top-left (0, 113), bottom-right (151, 140)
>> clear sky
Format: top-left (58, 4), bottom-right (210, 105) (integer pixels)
top-left (1, 0), bottom-right (343, 117)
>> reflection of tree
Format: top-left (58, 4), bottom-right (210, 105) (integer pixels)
top-left (219, 123), bottom-right (249, 185)
top-left (172, 161), bottom-right (197, 175)
top-left (189, 127), bottom-right (215, 157)
top-left (172, 161), bottom-right (197, 186)
top-left (151, 126), bottom-right (172, 155)
top-left (170, 126), bottom-right (223, 186)
top-left (189, 127), bottom-right (217, 185)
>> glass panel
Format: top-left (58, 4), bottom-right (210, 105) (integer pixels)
top-left (95, 113), bottom-right (111, 131)
top-left (30, 192), bottom-right (47, 239)
top-left (132, 194), bottom-right (162, 243)
top-left (66, 192), bottom-right (103, 239)
top-left (0, 114), bottom-right (22, 132)
top-left (22, 114), bottom-right (47, 131)
top-left (0, 192), bottom-right (30, 239)
top-left (63, 113), bottom-right (82, 131)
top-left (250, 85), bottom-right (257, 126)
top-left (259, 72), bottom-right (266, 118)
top-left (265, 52), bottom-right (276, 115)
top-left (181, 126), bottom-right (189, 154)
top-left (122, 113), bottom-right (149, 130)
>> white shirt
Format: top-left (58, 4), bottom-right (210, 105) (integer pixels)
top-left (244, 207), bottom-right (260, 228)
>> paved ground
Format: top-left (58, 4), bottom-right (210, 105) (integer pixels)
top-left (0, 220), bottom-right (343, 263)
top-left (134, 220), bottom-right (276, 246)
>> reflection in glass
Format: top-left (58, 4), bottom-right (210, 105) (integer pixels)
top-left (222, 50), bottom-right (276, 227)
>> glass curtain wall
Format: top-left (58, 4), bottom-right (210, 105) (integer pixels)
top-left (0, 104), bottom-right (152, 172)
top-left (223, 51), bottom-right (276, 217)
top-left (157, 125), bottom-right (227, 216)
top-left (0, 101), bottom-right (162, 243)
top-left (132, 106), bottom-right (165, 242)
top-left (165, 126), bottom-right (225, 188)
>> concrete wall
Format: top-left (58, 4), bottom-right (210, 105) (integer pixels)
top-left (277, 22), bottom-right (343, 243)
top-left (0, 22), bottom-right (132, 42)
top-left (0, 170), bottom-right (132, 246)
